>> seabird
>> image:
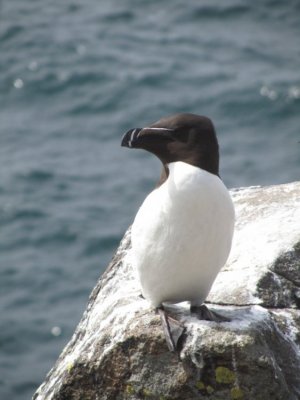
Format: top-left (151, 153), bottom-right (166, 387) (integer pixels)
top-left (121, 113), bottom-right (235, 351)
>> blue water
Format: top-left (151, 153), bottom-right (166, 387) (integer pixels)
top-left (0, 0), bottom-right (299, 398)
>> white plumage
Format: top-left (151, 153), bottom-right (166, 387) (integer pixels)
top-left (131, 161), bottom-right (235, 308)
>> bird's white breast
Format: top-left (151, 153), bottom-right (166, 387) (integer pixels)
top-left (131, 161), bottom-right (235, 308)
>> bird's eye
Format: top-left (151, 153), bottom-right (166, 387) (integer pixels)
top-left (171, 129), bottom-right (188, 143)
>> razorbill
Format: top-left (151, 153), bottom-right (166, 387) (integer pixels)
top-left (121, 113), bottom-right (235, 351)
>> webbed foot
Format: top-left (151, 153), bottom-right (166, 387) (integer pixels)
top-left (157, 306), bottom-right (186, 352)
top-left (190, 304), bottom-right (230, 322)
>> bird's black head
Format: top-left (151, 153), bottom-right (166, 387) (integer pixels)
top-left (121, 113), bottom-right (219, 177)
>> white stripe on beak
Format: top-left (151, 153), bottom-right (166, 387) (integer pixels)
top-left (144, 127), bottom-right (174, 132)
top-left (129, 129), bottom-right (137, 148)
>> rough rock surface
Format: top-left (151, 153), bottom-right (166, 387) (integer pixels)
top-left (33, 181), bottom-right (300, 400)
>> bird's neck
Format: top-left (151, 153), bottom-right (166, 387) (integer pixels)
top-left (156, 165), bottom-right (169, 187)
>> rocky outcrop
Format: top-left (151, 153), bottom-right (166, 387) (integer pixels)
top-left (33, 182), bottom-right (300, 400)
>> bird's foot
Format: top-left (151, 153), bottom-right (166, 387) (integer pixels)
top-left (157, 306), bottom-right (186, 352)
top-left (190, 304), bottom-right (230, 322)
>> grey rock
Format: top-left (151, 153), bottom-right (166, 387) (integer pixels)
top-left (33, 181), bottom-right (300, 400)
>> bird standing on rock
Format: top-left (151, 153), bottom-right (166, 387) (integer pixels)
top-left (121, 113), bottom-right (235, 351)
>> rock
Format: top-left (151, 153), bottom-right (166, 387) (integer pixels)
top-left (33, 181), bottom-right (300, 400)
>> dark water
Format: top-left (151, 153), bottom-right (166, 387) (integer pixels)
top-left (0, 0), bottom-right (299, 398)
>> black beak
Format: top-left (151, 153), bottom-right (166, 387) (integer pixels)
top-left (121, 127), bottom-right (175, 148)
top-left (121, 128), bottom-right (142, 148)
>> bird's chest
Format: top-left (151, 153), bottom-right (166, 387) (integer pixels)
top-left (132, 187), bottom-right (181, 249)
top-left (131, 166), bottom-right (217, 258)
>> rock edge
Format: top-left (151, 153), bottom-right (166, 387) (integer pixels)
top-left (34, 181), bottom-right (300, 400)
